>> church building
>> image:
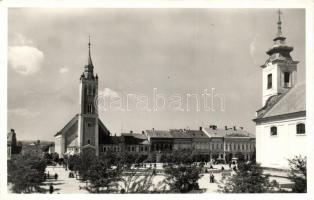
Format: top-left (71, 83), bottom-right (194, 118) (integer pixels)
top-left (253, 11), bottom-right (306, 169)
top-left (54, 39), bottom-right (112, 157)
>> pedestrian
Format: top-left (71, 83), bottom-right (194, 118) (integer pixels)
top-left (54, 173), bottom-right (58, 180)
top-left (211, 174), bottom-right (215, 183)
top-left (229, 162), bottom-right (231, 169)
top-left (47, 171), bottom-right (50, 179)
top-left (221, 166), bottom-right (224, 171)
top-left (49, 184), bottom-right (54, 194)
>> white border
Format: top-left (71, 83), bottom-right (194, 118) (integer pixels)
top-left (0, 1), bottom-right (313, 200)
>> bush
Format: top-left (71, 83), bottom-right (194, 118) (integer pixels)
top-left (288, 155), bottom-right (306, 193)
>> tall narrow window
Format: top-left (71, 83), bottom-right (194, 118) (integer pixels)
top-left (284, 72), bottom-right (291, 88)
top-left (87, 139), bottom-right (91, 144)
top-left (296, 123), bottom-right (305, 134)
top-left (270, 126), bottom-right (277, 136)
top-left (267, 74), bottom-right (272, 89)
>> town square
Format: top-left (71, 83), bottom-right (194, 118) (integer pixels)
top-left (4, 4), bottom-right (308, 196)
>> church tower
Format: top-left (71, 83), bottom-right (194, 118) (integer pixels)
top-left (261, 10), bottom-right (299, 106)
top-left (78, 37), bottom-right (99, 156)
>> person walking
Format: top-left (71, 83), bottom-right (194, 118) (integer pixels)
top-left (49, 183), bottom-right (54, 194)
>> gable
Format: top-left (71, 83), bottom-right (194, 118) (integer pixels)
top-left (254, 83), bottom-right (306, 122)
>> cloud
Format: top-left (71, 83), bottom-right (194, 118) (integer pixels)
top-left (8, 34), bottom-right (44, 75)
top-left (8, 108), bottom-right (40, 118)
top-left (11, 33), bottom-right (34, 46)
top-left (249, 34), bottom-right (258, 64)
top-left (100, 88), bottom-right (120, 99)
top-left (59, 66), bottom-right (69, 74)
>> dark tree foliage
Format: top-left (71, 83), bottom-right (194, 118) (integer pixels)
top-left (219, 162), bottom-right (275, 193)
top-left (234, 152), bottom-right (245, 162)
top-left (163, 165), bottom-right (202, 193)
top-left (288, 155), bottom-right (307, 193)
top-left (68, 154), bottom-right (81, 172)
top-left (225, 153), bottom-right (233, 163)
top-left (86, 158), bottom-right (122, 193)
top-left (8, 155), bottom-right (47, 193)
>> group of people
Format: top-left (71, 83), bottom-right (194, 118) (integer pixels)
top-left (44, 171), bottom-right (59, 180)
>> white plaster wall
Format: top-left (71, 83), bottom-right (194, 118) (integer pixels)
top-left (256, 116), bottom-right (306, 169)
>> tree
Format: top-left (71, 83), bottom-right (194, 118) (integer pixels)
top-left (163, 165), bottom-right (202, 193)
top-left (119, 168), bottom-right (156, 193)
top-left (234, 152), bottom-right (245, 162)
top-left (8, 155), bottom-right (47, 193)
top-left (219, 162), bottom-right (276, 193)
top-left (85, 158), bottom-right (122, 193)
top-left (288, 155), bottom-right (307, 193)
top-left (225, 153), bottom-right (233, 163)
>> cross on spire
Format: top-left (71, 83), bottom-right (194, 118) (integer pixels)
top-left (87, 35), bottom-right (93, 67)
top-left (276, 9), bottom-right (283, 37)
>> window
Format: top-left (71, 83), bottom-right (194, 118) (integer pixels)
top-left (284, 72), bottom-right (291, 87)
top-left (270, 126), bottom-right (277, 136)
top-left (103, 147), bottom-right (106, 152)
top-left (296, 123), bottom-right (305, 134)
top-left (267, 74), bottom-right (272, 89)
top-left (87, 139), bottom-right (91, 144)
top-left (242, 144), bottom-right (244, 150)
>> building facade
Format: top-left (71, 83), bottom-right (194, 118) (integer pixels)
top-left (253, 12), bottom-right (306, 169)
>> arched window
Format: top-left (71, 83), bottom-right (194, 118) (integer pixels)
top-left (87, 139), bottom-right (91, 144)
top-left (267, 74), bottom-right (272, 89)
top-left (296, 123), bottom-right (305, 134)
top-left (270, 126), bottom-right (277, 136)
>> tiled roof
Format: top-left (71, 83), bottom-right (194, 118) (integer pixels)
top-left (169, 129), bottom-right (191, 139)
top-left (121, 133), bottom-right (148, 145)
top-left (145, 130), bottom-right (173, 138)
top-left (121, 133), bottom-right (147, 140)
top-left (255, 83), bottom-right (305, 121)
top-left (186, 130), bottom-right (209, 139)
top-left (54, 114), bottom-right (79, 136)
top-left (203, 127), bottom-right (254, 138)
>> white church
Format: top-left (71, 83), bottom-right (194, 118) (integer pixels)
top-left (253, 11), bottom-right (306, 169)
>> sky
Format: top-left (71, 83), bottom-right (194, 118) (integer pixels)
top-left (7, 8), bottom-right (305, 141)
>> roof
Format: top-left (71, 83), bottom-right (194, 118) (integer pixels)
top-left (203, 127), bottom-right (254, 138)
top-left (121, 133), bottom-right (147, 140)
top-left (55, 114), bottom-right (79, 136)
top-left (145, 130), bottom-right (173, 138)
top-left (254, 83), bottom-right (305, 121)
top-left (68, 137), bottom-right (78, 147)
top-left (169, 129), bottom-right (191, 139)
top-left (186, 130), bottom-right (209, 139)
top-left (121, 133), bottom-right (148, 145)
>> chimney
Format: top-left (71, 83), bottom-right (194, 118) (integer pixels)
top-left (152, 128), bottom-right (155, 131)
top-left (142, 131), bottom-right (145, 134)
top-left (213, 125), bottom-right (217, 130)
top-left (233, 126), bottom-right (236, 131)
top-left (130, 130), bottom-right (133, 134)
top-left (37, 140), bottom-right (40, 145)
top-left (240, 127), bottom-right (243, 130)
top-left (225, 126), bottom-right (228, 130)
top-left (199, 126), bottom-right (202, 131)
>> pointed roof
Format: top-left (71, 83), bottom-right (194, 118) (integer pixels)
top-left (82, 36), bottom-right (95, 79)
top-left (87, 36), bottom-right (93, 67)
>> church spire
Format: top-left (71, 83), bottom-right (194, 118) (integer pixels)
top-left (82, 36), bottom-right (95, 79)
top-left (273, 9), bottom-right (286, 41)
top-left (88, 35), bottom-right (93, 67)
